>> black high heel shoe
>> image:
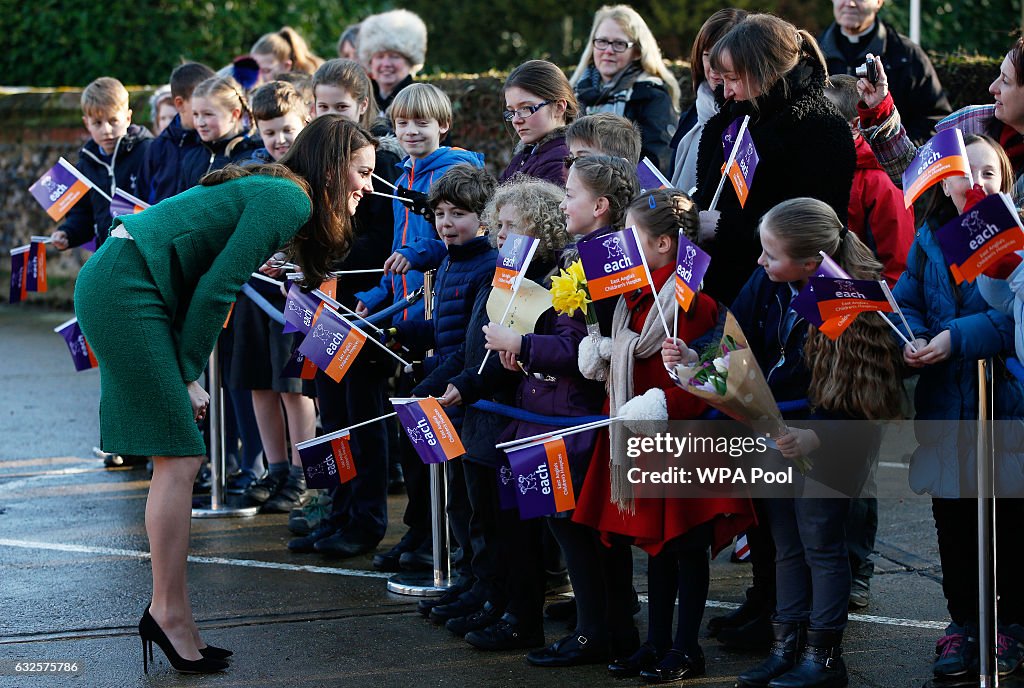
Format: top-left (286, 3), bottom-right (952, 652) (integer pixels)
top-left (139, 608), bottom-right (228, 674)
top-left (199, 644), bottom-right (233, 660)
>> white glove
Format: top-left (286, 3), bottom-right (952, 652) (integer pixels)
top-left (579, 335), bottom-right (612, 381)
top-left (618, 387), bottom-right (668, 437)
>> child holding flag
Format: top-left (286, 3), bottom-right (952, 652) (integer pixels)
top-left (49, 77), bottom-right (153, 251)
top-left (665, 197), bottom-right (903, 687)
top-left (479, 156), bottom-right (641, 666)
top-left (893, 134), bottom-right (1024, 678)
top-left (575, 188), bottom-right (754, 682)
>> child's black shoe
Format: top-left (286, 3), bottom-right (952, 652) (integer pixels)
top-left (464, 613), bottom-right (545, 651)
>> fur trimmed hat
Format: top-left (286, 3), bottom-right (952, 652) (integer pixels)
top-left (357, 10), bottom-right (428, 75)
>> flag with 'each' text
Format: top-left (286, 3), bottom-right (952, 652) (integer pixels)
top-left (934, 192), bottom-right (1024, 284)
top-left (901, 127), bottom-right (970, 208)
top-left (391, 397), bottom-right (465, 464)
top-left (504, 436), bottom-right (575, 519)
top-left (674, 234), bottom-right (711, 312)
top-left (721, 118), bottom-right (759, 207)
top-left (109, 188), bottom-right (150, 218)
top-left (54, 317), bottom-right (98, 371)
top-left (296, 430), bottom-right (357, 488)
top-left (578, 226), bottom-right (651, 300)
top-left (809, 277), bottom-right (897, 338)
top-left (492, 232), bottom-right (539, 291)
top-left (298, 306), bottom-right (367, 383)
top-left (28, 158), bottom-right (94, 221)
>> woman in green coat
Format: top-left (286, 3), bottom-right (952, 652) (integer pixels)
top-left (74, 116), bottom-right (377, 674)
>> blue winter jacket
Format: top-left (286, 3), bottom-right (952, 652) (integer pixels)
top-left (138, 114), bottom-right (202, 204)
top-left (354, 146), bottom-right (485, 323)
top-left (59, 124), bottom-right (153, 249)
top-left (892, 223), bottom-right (1024, 498)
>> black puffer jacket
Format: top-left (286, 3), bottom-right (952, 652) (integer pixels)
top-left (177, 132), bottom-right (262, 192)
top-left (60, 124), bottom-right (153, 249)
top-left (692, 56), bottom-right (856, 306)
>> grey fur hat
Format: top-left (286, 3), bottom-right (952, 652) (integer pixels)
top-left (357, 10), bottom-right (428, 74)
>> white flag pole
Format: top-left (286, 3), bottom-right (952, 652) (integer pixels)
top-left (478, 239), bottom-right (541, 374)
top-left (709, 115), bottom-right (750, 212)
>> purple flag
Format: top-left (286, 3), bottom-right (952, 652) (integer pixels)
top-left (296, 430), bottom-right (357, 488)
top-left (9, 247), bottom-right (27, 304)
top-left (391, 398), bottom-right (466, 464)
top-left (28, 158), bottom-right (93, 221)
top-left (54, 317), bottom-right (98, 371)
top-left (578, 227), bottom-right (651, 300)
top-left (789, 255), bottom-right (850, 327)
top-left (297, 307), bottom-right (366, 383)
top-left (901, 128), bottom-right (970, 207)
top-left (934, 192), bottom-right (1024, 284)
top-left (636, 157), bottom-right (671, 193)
top-left (505, 436), bottom-right (575, 520)
top-left (283, 283), bottom-right (324, 334)
top-left (109, 188), bottom-right (149, 218)
top-left (492, 233), bottom-right (539, 290)
top-left (496, 460), bottom-right (518, 510)
top-left (674, 234), bottom-right (711, 312)
top-left (809, 277), bottom-right (896, 340)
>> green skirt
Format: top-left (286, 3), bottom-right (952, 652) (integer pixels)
top-left (75, 237), bottom-right (206, 457)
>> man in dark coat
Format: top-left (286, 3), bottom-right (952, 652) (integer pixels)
top-left (819, 0), bottom-right (950, 143)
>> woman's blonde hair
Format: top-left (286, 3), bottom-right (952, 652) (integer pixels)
top-left (192, 75), bottom-right (252, 133)
top-left (483, 178), bottom-right (570, 265)
top-left (569, 5), bottom-right (680, 111)
top-left (710, 14), bottom-right (829, 108)
top-left (252, 26), bottom-right (324, 75)
top-left (759, 198), bottom-right (902, 420)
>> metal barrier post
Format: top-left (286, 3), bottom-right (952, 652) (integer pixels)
top-left (977, 359), bottom-right (998, 687)
top-left (389, 271), bottom-right (451, 596)
top-left (192, 343), bottom-right (259, 518)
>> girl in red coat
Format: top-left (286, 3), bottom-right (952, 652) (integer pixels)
top-left (573, 189), bottom-right (755, 682)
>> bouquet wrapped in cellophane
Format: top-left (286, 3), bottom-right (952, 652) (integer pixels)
top-left (672, 310), bottom-right (810, 472)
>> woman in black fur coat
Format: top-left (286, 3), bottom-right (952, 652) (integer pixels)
top-left (692, 14), bottom-right (856, 307)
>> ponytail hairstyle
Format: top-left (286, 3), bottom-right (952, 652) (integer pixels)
top-left (311, 58), bottom-right (379, 128)
top-left (627, 188), bottom-right (698, 243)
top-left (252, 26), bottom-right (324, 75)
top-left (201, 116), bottom-right (377, 289)
top-left (759, 198), bottom-right (902, 420)
top-left (710, 14), bottom-right (829, 109)
top-left (571, 155), bottom-right (640, 229)
top-left (192, 75), bottom-right (252, 137)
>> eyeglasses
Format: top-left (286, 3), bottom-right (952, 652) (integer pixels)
top-left (562, 154), bottom-right (578, 169)
top-left (503, 100), bottom-right (552, 122)
top-left (593, 37), bottom-right (636, 53)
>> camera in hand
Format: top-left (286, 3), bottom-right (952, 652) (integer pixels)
top-left (855, 56), bottom-right (879, 84)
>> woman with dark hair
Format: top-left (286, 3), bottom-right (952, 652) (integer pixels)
top-left (691, 13), bottom-right (856, 307)
top-left (570, 4), bottom-right (679, 173)
top-left (73, 115), bottom-right (376, 675)
top-left (859, 36), bottom-right (1024, 207)
top-left (668, 8), bottom-right (748, 191)
top-left (501, 59), bottom-right (580, 187)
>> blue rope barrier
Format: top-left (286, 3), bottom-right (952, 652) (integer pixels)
top-left (240, 283), bottom-right (285, 326)
top-left (1007, 357), bottom-right (1024, 384)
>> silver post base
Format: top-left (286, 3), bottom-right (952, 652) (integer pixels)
top-left (386, 571), bottom-right (452, 597)
top-left (191, 497), bottom-right (259, 519)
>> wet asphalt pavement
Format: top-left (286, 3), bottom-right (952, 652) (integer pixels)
top-left (0, 305), bottom-right (988, 687)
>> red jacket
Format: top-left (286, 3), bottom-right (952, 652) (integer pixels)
top-left (848, 135), bottom-right (914, 287)
top-left (573, 264), bottom-right (755, 555)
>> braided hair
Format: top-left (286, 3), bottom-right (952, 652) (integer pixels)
top-left (627, 189), bottom-right (699, 242)
top-left (570, 155), bottom-right (639, 229)
top-left (192, 75), bottom-right (253, 137)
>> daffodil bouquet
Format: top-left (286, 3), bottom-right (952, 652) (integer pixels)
top-left (550, 259), bottom-right (599, 331)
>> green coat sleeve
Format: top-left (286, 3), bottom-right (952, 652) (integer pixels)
top-left (176, 182), bottom-right (311, 383)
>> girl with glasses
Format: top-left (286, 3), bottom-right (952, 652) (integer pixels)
top-left (569, 4), bottom-right (680, 174)
top-left (501, 60), bottom-right (579, 187)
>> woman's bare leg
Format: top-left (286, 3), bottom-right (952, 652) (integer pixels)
top-left (147, 454), bottom-right (203, 661)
